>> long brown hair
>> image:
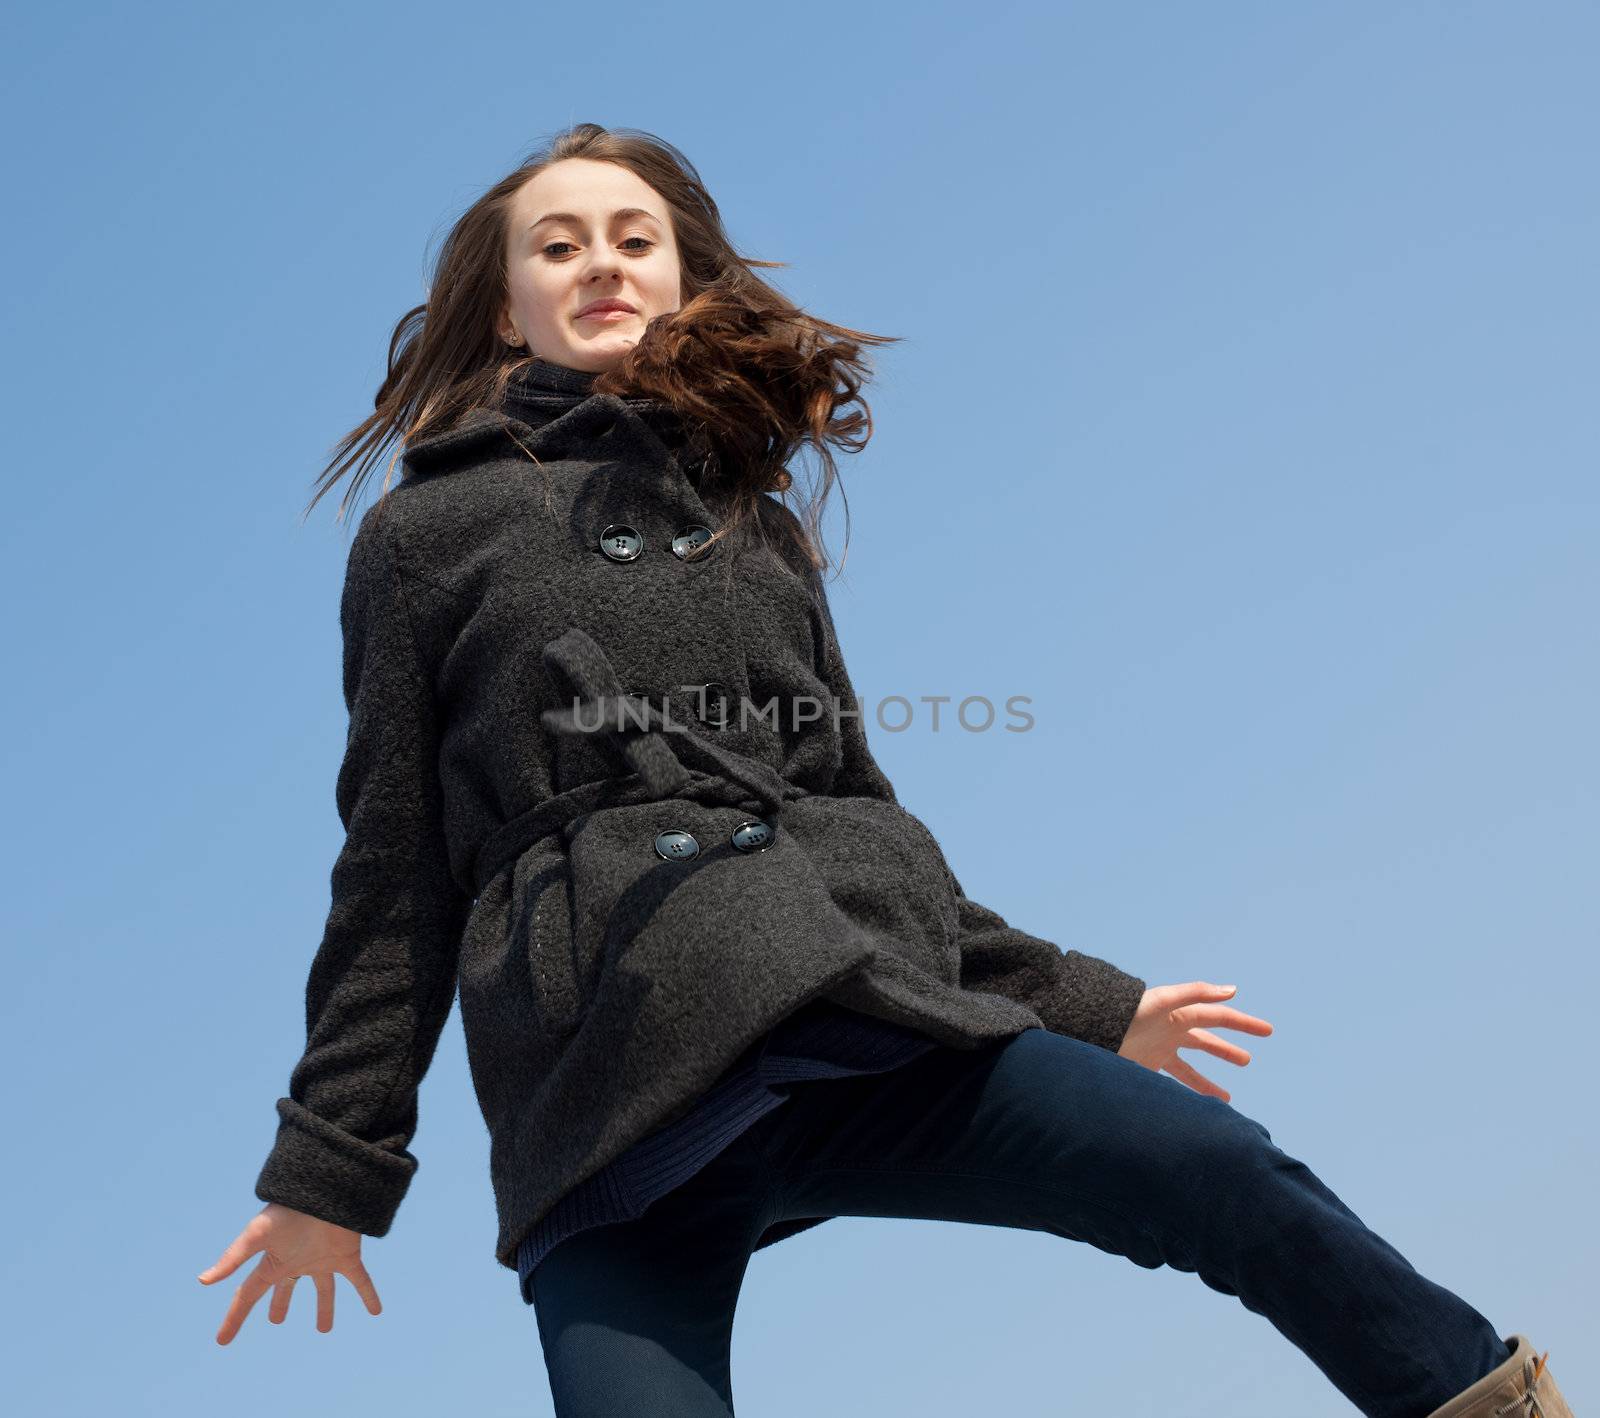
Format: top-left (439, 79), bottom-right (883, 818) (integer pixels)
top-left (303, 123), bottom-right (900, 582)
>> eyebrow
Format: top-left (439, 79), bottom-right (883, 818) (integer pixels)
top-left (526, 207), bottom-right (664, 233)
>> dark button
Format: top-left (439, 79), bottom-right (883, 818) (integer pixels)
top-left (730, 819), bottom-right (775, 853)
top-left (600, 524), bottom-right (644, 561)
top-left (654, 829), bottom-right (700, 861)
top-left (693, 682), bottom-right (732, 729)
top-left (671, 525), bottom-right (716, 560)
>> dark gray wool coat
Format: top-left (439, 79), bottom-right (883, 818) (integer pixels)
top-left (254, 361), bottom-right (1148, 1275)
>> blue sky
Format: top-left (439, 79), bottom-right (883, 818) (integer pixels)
top-left (2, 2), bottom-right (1594, 1413)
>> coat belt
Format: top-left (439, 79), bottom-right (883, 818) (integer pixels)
top-left (470, 625), bottom-right (804, 897)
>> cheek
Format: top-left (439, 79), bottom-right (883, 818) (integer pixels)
top-left (644, 263), bottom-right (682, 312)
top-left (514, 268), bottom-right (567, 328)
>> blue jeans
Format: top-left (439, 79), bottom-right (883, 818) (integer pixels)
top-left (531, 1026), bottom-right (1510, 1417)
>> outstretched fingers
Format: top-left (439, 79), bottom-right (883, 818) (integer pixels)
top-left (197, 1224), bottom-right (263, 1288)
top-left (268, 1274), bottom-right (299, 1325)
top-left (1172, 1001), bottom-right (1275, 1041)
top-left (339, 1259), bottom-right (383, 1317)
top-left (1166, 1053), bottom-right (1233, 1102)
top-left (1159, 986), bottom-right (1276, 1102)
top-left (214, 1254), bottom-right (281, 1346)
top-left (315, 1272), bottom-right (337, 1334)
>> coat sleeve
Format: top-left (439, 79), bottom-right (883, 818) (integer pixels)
top-left (806, 570), bottom-right (1147, 1055)
top-left (253, 501), bottom-right (472, 1236)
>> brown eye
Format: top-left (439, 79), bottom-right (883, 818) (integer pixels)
top-left (543, 237), bottom-right (653, 258)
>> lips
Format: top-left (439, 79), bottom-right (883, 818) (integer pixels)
top-left (576, 299), bottom-right (637, 318)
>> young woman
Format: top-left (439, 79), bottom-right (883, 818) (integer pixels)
top-left (198, 124), bottom-right (1574, 1418)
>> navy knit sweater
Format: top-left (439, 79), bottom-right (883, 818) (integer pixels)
top-left (516, 997), bottom-right (942, 1303)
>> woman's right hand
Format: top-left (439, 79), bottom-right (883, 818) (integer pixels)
top-left (197, 1203), bottom-right (382, 1344)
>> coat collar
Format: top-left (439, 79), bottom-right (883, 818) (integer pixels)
top-left (400, 359), bottom-right (696, 480)
top-left (506, 356), bottom-right (602, 401)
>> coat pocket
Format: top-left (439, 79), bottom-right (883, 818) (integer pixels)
top-left (508, 835), bottom-right (589, 1039)
top-left (785, 794), bottom-right (963, 983)
top-left (867, 798), bottom-right (962, 967)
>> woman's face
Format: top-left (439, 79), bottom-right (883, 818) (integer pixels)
top-left (500, 158), bottom-right (683, 374)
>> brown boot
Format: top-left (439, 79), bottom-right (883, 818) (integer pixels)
top-left (1423, 1333), bottom-right (1575, 1417)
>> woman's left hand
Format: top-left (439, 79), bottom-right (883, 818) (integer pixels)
top-left (1116, 981), bottom-right (1273, 1103)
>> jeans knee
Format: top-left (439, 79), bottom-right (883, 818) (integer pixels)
top-left (1184, 1099), bottom-right (1283, 1201)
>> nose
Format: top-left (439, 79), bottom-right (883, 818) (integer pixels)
top-left (581, 245), bottom-right (625, 283)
